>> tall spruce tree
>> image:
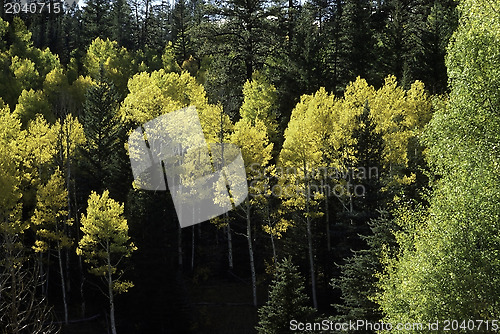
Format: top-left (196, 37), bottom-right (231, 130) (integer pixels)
top-left (194, 0), bottom-right (274, 116)
top-left (332, 211), bottom-right (397, 332)
top-left (146, 0), bottom-right (173, 51)
top-left (267, 0), bottom-right (325, 125)
top-left (376, 0), bottom-right (457, 91)
top-left (337, 0), bottom-right (375, 88)
top-left (419, 0), bottom-right (458, 94)
top-left (257, 257), bottom-right (316, 334)
top-left (80, 70), bottom-right (124, 198)
top-left (82, 0), bottom-right (112, 46)
top-left (111, 0), bottom-right (134, 49)
top-left (171, 0), bottom-right (193, 63)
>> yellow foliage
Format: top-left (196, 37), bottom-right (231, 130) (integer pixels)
top-left (31, 168), bottom-right (71, 252)
top-left (121, 70), bottom-right (232, 143)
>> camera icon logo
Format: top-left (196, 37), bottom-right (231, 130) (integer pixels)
top-left (128, 106), bottom-right (248, 228)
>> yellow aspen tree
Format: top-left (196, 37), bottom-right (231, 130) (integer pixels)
top-left (279, 87), bottom-right (334, 309)
top-left (77, 190), bottom-right (137, 334)
top-left (231, 118), bottom-right (274, 306)
top-left (31, 169), bottom-right (72, 324)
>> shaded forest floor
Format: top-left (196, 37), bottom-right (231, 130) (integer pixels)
top-left (59, 272), bottom-right (264, 334)
top-left (59, 223), bottom-right (267, 334)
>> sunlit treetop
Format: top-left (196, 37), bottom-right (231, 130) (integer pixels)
top-left (120, 70), bottom-right (232, 143)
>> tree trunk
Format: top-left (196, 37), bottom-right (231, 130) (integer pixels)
top-left (178, 224), bottom-right (183, 268)
top-left (39, 252), bottom-right (46, 296)
top-left (57, 246), bottom-right (69, 324)
top-left (65, 248), bottom-right (71, 293)
top-left (107, 250), bottom-right (117, 334)
top-left (270, 233), bottom-right (277, 265)
top-left (226, 217), bottom-right (233, 270)
top-left (65, 140), bottom-right (72, 294)
top-left (191, 225), bottom-right (195, 272)
top-left (245, 200), bottom-right (257, 307)
top-left (75, 190), bottom-right (86, 317)
top-left (306, 207), bottom-right (318, 309)
top-left (79, 255), bottom-right (86, 318)
top-left (45, 251), bottom-right (50, 296)
top-left (265, 201), bottom-right (277, 265)
top-left (324, 183), bottom-right (331, 252)
top-left (7, 234), bottom-right (20, 334)
top-left (304, 162), bottom-right (317, 309)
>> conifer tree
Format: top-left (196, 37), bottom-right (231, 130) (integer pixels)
top-left (80, 71), bottom-right (123, 197)
top-left (337, 0), bottom-right (374, 87)
top-left (111, 0), bottom-right (134, 49)
top-left (82, 0), bottom-right (112, 46)
top-left (332, 211), bottom-right (397, 329)
top-left (171, 0), bottom-right (193, 63)
top-left (256, 257), bottom-right (316, 334)
top-left (194, 0), bottom-right (274, 115)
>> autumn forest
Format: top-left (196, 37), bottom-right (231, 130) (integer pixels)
top-left (0, 0), bottom-right (499, 333)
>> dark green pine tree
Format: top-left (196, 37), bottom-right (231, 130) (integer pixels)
top-left (147, 0), bottom-right (173, 51)
top-left (332, 211), bottom-right (398, 333)
top-left (256, 258), bottom-right (316, 334)
top-left (171, 0), bottom-right (193, 63)
top-left (59, 2), bottom-right (85, 65)
top-left (376, 0), bottom-right (408, 86)
top-left (194, 0), bottom-right (274, 116)
top-left (23, 0), bottom-right (65, 54)
top-left (397, 0), bottom-right (431, 89)
top-left (376, 0), bottom-right (455, 90)
top-left (80, 69), bottom-right (129, 201)
top-left (337, 0), bottom-right (375, 89)
top-left (82, 0), bottom-right (112, 46)
top-left (351, 100), bottom-right (384, 211)
top-left (419, 0), bottom-right (458, 94)
top-left (319, 0), bottom-right (343, 94)
top-left (111, 0), bottom-right (134, 49)
top-left (266, 0), bottom-right (325, 130)
top-left (325, 100), bottom-right (384, 304)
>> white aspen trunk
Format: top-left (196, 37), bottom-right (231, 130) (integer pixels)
top-left (107, 247), bottom-right (117, 334)
top-left (45, 251), bottom-right (50, 296)
top-left (7, 234), bottom-right (20, 334)
top-left (245, 200), bottom-right (257, 307)
top-left (324, 185), bottom-right (331, 252)
top-left (75, 191), bottom-right (86, 317)
top-left (39, 252), bottom-right (46, 296)
top-left (226, 217), bottom-right (233, 270)
top-left (191, 225), bottom-right (195, 271)
top-left (349, 192), bottom-right (353, 213)
top-left (65, 134), bottom-right (72, 294)
top-left (178, 224), bottom-right (183, 267)
top-left (270, 233), bottom-right (277, 265)
top-left (306, 204), bottom-right (318, 309)
top-left (65, 248), bottom-right (71, 293)
top-left (78, 254), bottom-right (86, 317)
top-left (57, 246), bottom-right (69, 324)
top-left (304, 162), bottom-right (318, 309)
top-left (266, 202), bottom-right (277, 265)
